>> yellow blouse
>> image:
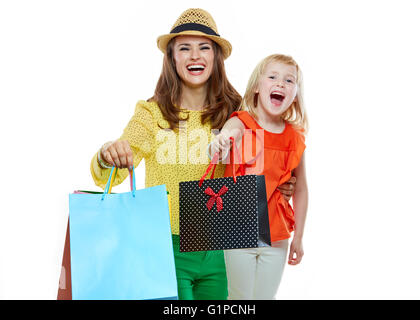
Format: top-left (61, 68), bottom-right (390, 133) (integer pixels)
top-left (90, 100), bottom-right (225, 234)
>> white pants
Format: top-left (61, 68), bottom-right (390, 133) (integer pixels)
top-left (224, 240), bottom-right (289, 300)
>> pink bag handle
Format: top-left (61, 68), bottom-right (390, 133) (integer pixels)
top-left (199, 137), bottom-right (245, 187)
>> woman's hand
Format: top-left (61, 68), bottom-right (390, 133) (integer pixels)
top-left (100, 140), bottom-right (133, 169)
top-left (288, 237), bottom-right (304, 265)
top-left (277, 175), bottom-right (296, 202)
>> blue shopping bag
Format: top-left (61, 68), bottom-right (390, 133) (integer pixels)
top-left (68, 168), bottom-right (178, 300)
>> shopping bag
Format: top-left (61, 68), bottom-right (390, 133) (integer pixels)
top-left (57, 186), bottom-right (175, 300)
top-left (179, 138), bottom-right (271, 252)
top-left (57, 190), bottom-right (107, 300)
top-left (66, 168), bottom-right (178, 300)
top-left (57, 219), bottom-right (72, 300)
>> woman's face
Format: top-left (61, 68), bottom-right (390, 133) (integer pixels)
top-left (173, 35), bottom-right (215, 89)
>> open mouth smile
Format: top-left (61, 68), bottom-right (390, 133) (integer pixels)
top-left (187, 64), bottom-right (206, 75)
top-left (270, 92), bottom-right (285, 106)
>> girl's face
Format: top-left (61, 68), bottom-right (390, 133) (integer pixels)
top-left (173, 35), bottom-right (215, 89)
top-left (256, 61), bottom-right (298, 119)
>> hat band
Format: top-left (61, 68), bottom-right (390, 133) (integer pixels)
top-left (170, 23), bottom-right (220, 37)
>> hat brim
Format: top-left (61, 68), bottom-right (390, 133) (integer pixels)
top-left (157, 30), bottom-right (232, 59)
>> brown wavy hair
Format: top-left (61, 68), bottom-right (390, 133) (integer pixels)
top-left (149, 38), bottom-right (241, 130)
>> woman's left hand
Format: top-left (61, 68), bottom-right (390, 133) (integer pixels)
top-left (288, 237), bottom-right (304, 265)
top-left (277, 176), bottom-right (296, 202)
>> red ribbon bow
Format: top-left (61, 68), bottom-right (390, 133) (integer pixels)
top-left (205, 186), bottom-right (229, 212)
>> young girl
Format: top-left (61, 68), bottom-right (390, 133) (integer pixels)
top-left (211, 54), bottom-right (308, 300)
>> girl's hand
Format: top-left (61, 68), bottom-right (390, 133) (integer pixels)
top-left (211, 133), bottom-right (232, 157)
top-left (277, 175), bottom-right (296, 202)
top-left (288, 237), bottom-right (304, 265)
top-left (209, 116), bottom-right (245, 160)
top-left (100, 140), bottom-right (133, 169)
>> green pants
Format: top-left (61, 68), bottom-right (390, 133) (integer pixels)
top-left (172, 235), bottom-right (227, 300)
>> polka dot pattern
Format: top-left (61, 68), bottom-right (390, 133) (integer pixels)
top-left (179, 175), bottom-right (263, 252)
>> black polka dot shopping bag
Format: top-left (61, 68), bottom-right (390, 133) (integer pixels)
top-left (179, 138), bottom-right (271, 252)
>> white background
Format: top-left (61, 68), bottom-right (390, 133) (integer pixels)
top-left (1, 0), bottom-right (419, 299)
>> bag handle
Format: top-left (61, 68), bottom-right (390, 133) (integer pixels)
top-left (102, 167), bottom-right (136, 200)
top-left (198, 154), bottom-right (218, 187)
top-left (230, 137), bottom-right (245, 176)
top-left (198, 137), bottom-right (245, 187)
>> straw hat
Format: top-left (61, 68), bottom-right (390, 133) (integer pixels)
top-left (157, 8), bottom-right (232, 59)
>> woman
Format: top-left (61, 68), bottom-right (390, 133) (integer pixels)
top-left (91, 8), bottom-right (295, 300)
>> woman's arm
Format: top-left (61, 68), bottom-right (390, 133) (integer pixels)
top-left (288, 152), bottom-right (308, 265)
top-left (90, 101), bottom-right (154, 189)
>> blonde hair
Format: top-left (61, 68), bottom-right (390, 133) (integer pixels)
top-left (241, 54), bottom-right (308, 134)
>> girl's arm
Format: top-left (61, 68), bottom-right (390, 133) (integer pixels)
top-left (210, 116), bottom-right (245, 158)
top-left (288, 151), bottom-right (308, 265)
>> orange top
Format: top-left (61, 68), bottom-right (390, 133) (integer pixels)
top-left (224, 111), bottom-right (306, 241)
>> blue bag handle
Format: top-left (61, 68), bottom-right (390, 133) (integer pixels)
top-left (102, 167), bottom-right (136, 200)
